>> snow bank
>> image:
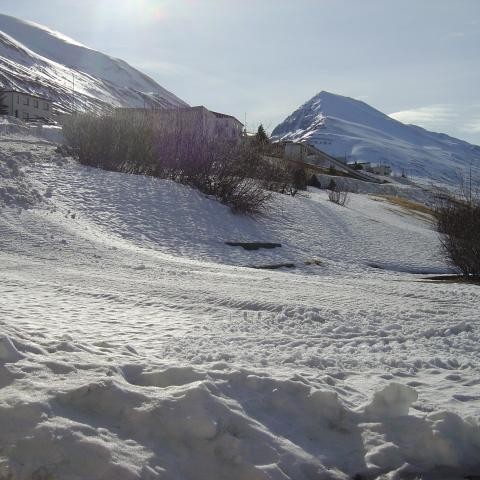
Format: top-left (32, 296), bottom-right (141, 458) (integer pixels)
top-left (0, 149), bottom-right (44, 208)
top-left (0, 335), bottom-right (24, 362)
top-left (1, 332), bottom-right (479, 480)
top-left (364, 382), bottom-right (418, 418)
top-left (0, 119), bottom-right (66, 208)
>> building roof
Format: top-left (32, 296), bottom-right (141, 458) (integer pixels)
top-left (0, 90), bottom-right (52, 102)
top-left (115, 105), bottom-right (244, 126)
top-left (210, 110), bottom-right (243, 125)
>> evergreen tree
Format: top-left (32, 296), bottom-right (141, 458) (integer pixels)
top-left (328, 165), bottom-right (337, 176)
top-left (255, 124), bottom-right (269, 144)
top-left (327, 178), bottom-right (337, 191)
top-left (353, 162), bottom-right (363, 170)
top-left (0, 89), bottom-right (9, 116)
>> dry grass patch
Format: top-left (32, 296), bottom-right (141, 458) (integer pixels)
top-left (372, 195), bottom-right (434, 220)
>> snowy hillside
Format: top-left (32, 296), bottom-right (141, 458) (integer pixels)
top-left (0, 14), bottom-right (187, 113)
top-left (1, 122), bottom-right (480, 479)
top-left (272, 91), bottom-right (480, 185)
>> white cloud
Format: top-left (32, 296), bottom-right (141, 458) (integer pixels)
top-left (463, 120), bottom-right (480, 133)
top-left (389, 105), bottom-right (457, 128)
top-left (446, 31), bottom-right (466, 38)
top-left (389, 105), bottom-right (480, 145)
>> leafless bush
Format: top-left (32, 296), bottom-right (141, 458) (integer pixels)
top-left (435, 193), bottom-right (480, 279)
top-left (63, 112), bottom-right (155, 173)
top-left (63, 112), bottom-right (274, 214)
top-left (258, 159), bottom-right (308, 196)
top-left (328, 182), bottom-right (350, 206)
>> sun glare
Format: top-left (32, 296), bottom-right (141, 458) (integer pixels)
top-left (112, 0), bottom-right (168, 23)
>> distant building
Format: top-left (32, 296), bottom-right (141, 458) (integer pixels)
top-left (284, 142), bottom-right (309, 162)
top-left (283, 142), bottom-right (334, 168)
top-left (209, 110), bottom-right (245, 140)
top-left (349, 161), bottom-right (372, 171)
top-left (0, 90), bottom-right (53, 121)
top-left (347, 161), bottom-right (392, 176)
top-left (115, 106), bottom-right (244, 141)
top-left (370, 164), bottom-right (392, 176)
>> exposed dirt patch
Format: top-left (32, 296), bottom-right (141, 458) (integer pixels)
top-left (422, 274), bottom-right (480, 285)
top-left (226, 242), bottom-right (281, 250)
top-left (250, 262), bottom-right (295, 270)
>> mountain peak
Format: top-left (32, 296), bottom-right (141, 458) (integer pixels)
top-left (0, 14), bottom-right (188, 113)
top-left (0, 13), bottom-right (87, 48)
top-left (272, 91), bottom-right (480, 184)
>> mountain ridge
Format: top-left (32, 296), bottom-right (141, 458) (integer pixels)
top-left (272, 91), bottom-right (480, 184)
top-left (0, 14), bottom-right (188, 113)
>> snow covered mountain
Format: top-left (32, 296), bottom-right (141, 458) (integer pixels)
top-left (0, 14), bottom-right (188, 113)
top-left (272, 91), bottom-right (480, 185)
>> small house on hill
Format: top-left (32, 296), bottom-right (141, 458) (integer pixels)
top-left (348, 161), bottom-right (392, 176)
top-left (0, 90), bottom-right (53, 121)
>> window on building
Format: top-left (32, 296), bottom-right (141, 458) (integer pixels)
top-left (17, 96), bottom-right (20, 104)
top-left (34, 99), bottom-right (39, 109)
top-left (43, 102), bottom-right (49, 111)
top-left (22, 112), bottom-right (29, 120)
top-left (23, 97), bottom-right (30, 106)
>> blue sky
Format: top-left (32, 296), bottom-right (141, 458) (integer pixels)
top-left (1, 0), bottom-right (479, 144)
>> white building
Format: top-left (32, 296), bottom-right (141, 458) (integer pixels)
top-left (284, 142), bottom-right (309, 162)
top-left (115, 106), bottom-right (244, 141)
top-left (370, 164), bottom-right (392, 176)
top-left (0, 90), bottom-right (53, 121)
top-left (209, 110), bottom-right (244, 140)
top-left (347, 161), bottom-right (392, 176)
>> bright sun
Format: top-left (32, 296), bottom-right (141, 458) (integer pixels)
top-left (110, 0), bottom-right (168, 23)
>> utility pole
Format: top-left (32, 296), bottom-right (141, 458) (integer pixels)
top-left (72, 73), bottom-right (75, 114)
top-left (469, 159), bottom-right (473, 205)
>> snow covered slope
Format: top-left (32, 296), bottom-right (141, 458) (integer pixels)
top-left (0, 14), bottom-right (187, 113)
top-left (1, 124), bottom-right (480, 479)
top-left (272, 91), bottom-right (480, 185)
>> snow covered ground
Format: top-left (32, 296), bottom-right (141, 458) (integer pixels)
top-left (1, 128), bottom-right (480, 479)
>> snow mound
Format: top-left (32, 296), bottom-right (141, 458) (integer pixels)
top-left (0, 335), bottom-right (24, 363)
top-left (1, 336), bottom-right (480, 480)
top-left (0, 149), bottom-right (43, 208)
top-left (272, 91), bottom-right (480, 185)
top-left (364, 382), bottom-right (418, 418)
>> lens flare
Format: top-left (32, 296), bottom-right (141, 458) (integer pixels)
top-left (114, 0), bottom-right (168, 24)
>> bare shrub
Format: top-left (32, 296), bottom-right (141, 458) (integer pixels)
top-left (63, 112), bottom-right (155, 173)
top-left (435, 193), bottom-right (480, 279)
top-left (307, 174), bottom-right (321, 189)
top-left (258, 159), bottom-right (308, 197)
top-left (328, 182), bottom-right (350, 206)
top-left (63, 111), bottom-right (272, 214)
